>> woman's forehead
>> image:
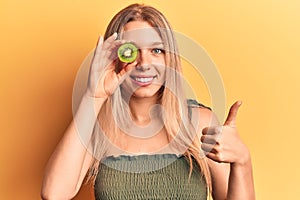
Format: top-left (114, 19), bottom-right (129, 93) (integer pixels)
top-left (120, 21), bottom-right (163, 48)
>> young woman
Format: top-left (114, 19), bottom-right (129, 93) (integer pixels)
top-left (41, 4), bottom-right (255, 200)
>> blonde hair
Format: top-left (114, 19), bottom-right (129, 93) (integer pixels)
top-left (86, 3), bottom-right (212, 195)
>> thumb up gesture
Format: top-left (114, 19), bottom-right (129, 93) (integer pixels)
top-left (201, 101), bottom-right (250, 165)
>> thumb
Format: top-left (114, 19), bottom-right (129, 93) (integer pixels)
top-left (224, 101), bottom-right (242, 127)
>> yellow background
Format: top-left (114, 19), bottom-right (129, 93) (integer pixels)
top-left (1, 0), bottom-right (299, 199)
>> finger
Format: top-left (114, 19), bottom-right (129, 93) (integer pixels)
top-left (205, 152), bottom-right (224, 163)
top-left (98, 33), bottom-right (118, 64)
top-left (201, 143), bottom-right (216, 154)
top-left (116, 64), bottom-right (135, 84)
top-left (224, 101), bottom-right (242, 127)
top-left (202, 126), bottom-right (223, 135)
top-left (92, 33), bottom-right (119, 65)
top-left (92, 36), bottom-right (104, 62)
top-left (107, 39), bottom-right (125, 53)
top-left (200, 135), bottom-right (218, 144)
top-left (106, 40), bottom-right (125, 62)
top-left (102, 32), bottom-right (118, 49)
top-left (94, 38), bottom-right (124, 71)
top-left (117, 62), bottom-right (135, 76)
top-left (103, 39), bottom-right (126, 67)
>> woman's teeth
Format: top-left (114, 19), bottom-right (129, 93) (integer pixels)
top-left (135, 77), bottom-right (154, 83)
top-left (132, 76), bottom-right (157, 83)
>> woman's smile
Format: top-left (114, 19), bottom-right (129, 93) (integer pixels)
top-left (130, 75), bottom-right (158, 86)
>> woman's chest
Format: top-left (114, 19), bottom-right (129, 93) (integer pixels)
top-left (105, 127), bottom-right (171, 155)
top-left (94, 154), bottom-right (207, 200)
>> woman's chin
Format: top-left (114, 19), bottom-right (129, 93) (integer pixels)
top-left (131, 86), bottom-right (162, 99)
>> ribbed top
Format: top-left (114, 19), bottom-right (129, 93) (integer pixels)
top-left (94, 154), bottom-right (207, 200)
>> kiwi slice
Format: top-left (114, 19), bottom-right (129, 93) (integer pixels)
top-left (118, 43), bottom-right (138, 63)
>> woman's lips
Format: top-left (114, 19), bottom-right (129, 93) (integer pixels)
top-left (130, 75), bottom-right (157, 87)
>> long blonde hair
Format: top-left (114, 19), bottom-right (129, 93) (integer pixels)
top-left (86, 3), bottom-right (212, 195)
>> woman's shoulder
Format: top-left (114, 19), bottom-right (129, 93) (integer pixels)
top-left (186, 99), bottom-right (219, 128)
top-left (187, 99), bottom-right (211, 110)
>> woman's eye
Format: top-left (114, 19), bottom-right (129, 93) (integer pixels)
top-left (152, 48), bottom-right (164, 54)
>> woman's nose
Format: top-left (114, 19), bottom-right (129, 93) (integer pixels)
top-left (135, 49), bottom-right (151, 70)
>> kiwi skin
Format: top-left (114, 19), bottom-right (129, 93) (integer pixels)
top-left (118, 43), bottom-right (138, 63)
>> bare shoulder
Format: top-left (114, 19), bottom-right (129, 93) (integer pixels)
top-left (187, 101), bottom-right (219, 130)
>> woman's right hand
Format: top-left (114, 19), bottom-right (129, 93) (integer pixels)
top-left (85, 33), bottom-right (131, 99)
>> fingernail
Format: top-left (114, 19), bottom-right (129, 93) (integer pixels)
top-left (113, 32), bottom-right (118, 39)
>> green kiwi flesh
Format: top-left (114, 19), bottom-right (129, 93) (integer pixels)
top-left (118, 43), bottom-right (138, 63)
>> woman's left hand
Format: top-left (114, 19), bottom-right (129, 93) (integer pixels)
top-left (200, 101), bottom-right (250, 165)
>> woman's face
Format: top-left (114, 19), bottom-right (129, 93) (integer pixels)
top-left (119, 20), bottom-right (166, 99)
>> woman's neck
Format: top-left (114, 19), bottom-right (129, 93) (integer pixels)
top-left (129, 95), bottom-right (161, 125)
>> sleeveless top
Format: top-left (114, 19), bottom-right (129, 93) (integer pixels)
top-left (94, 154), bottom-right (207, 200)
top-left (94, 99), bottom-right (210, 199)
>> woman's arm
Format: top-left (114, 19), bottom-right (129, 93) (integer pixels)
top-left (41, 33), bottom-right (130, 199)
top-left (227, 152), bottom-right (255, 200)
top-left (194, 102), bottom-right (255, 199)
top-left (41, 95), bottom-right (106, 199)
top-left (192, 107), bottom-right (229, 199)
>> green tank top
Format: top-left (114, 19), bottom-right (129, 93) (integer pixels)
top-left (94, 154), bottom-right (207, 199)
